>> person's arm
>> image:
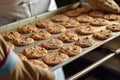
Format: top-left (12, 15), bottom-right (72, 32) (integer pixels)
top-left (0, 35), bottom-right (55, 80)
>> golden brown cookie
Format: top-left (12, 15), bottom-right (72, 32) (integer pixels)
top-left (59, 45), bottom-right (82, 56)
top-left (89, 10), bottom-right (104, 18)
top-left (76, 25), bottom-right (94, 35)
top-left (18, 24), bottom-right (37, 34)
top-left (7, 42), bottom-right (15, 50)
top-left (76, 15), bottom-right (94, 23)
top-left (36, 20), bottom-right (54, 28)
top-left (65, 10), bottom-right (81, 17)
top-left (47, 24), bottom-right (66, 34)
top-left (103, 14), bottom-right (120, 21)
top-left (30, 30), bottom-right (51, 40)
top-left (106, 24), bottom-right (120, 32)
top-left (93, 29), bottom-right (113, 40)
top-left (74, 37), bottom-right (94, 48)
top-left (58, 32), bottom-right (78, 43)
top-left (51, 14), bottom-right (69, 22)
top-left (13, 36), bottom-right (34, 46)
top-left (43, 52), bottom-right (69, 66)
top-left (17, 54), bottom-right (28, 61)
top-left (41, 38), bottom-right (63, 50)
top-left (23, 46), bottom-right (48, 59)
top-left (75, 7), bottom-right (91, 13)
top-left (29, 60), bottom-right (48, 69)
top-left (90, 18), bottom-right (109, 26)
top-left (61, 19), bottom-right (80, 28)
top-left (1, 31), bottom-right (20, 41)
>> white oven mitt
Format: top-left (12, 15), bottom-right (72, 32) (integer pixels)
top-left (86, 0), bottom-right (120, 14)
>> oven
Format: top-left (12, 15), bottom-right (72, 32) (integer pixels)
top-left (63, 35), bottom-right (120, 80)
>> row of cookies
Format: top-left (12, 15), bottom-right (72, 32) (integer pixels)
top-left (64, 7), bottom-right (120, 20)
top-left (1, 7), bottom-right (120, 67)
top-left (19, 44), bottom-right (83, 66)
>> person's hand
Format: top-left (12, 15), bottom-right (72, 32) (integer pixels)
top-left (86, 0), bottom-right (120, 14)
top-left (0, 35), bottom-right (8, 62)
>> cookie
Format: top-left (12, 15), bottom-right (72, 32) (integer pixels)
top-left (43, 52), bottom-right (69, 66)
top-left (58, 32), bottom-right (78, 43)
top-left (61, 19), bottom-right (80, 28)
top-left (76, 25), bottom-right (94, 35)
top-left (23, 46), bottom-right (48, 59)
top-left (13, 36), bottom-right (34, 46)
top-left (36, 20), bottom-right (54, 28)
top-left (51, 14), bottom-right (69, 22)
top-left (59, 45), bottom-right (82, 56)
top-left (1, 31), bottom-right (20, 41)
top-left (106, 24), bottom-right (120, 32)
top-left (65, 10), bottom-right (81, 17)
top-left (17, 54), bottom-right (28, 61)
top-left (90, 18), bottom-right (109, 26)
top-left (75, 7), bottom-right (91, 13)
top-left (76, 15), bottom-right (94, 23)
top-left (29, 60), bottom-right (48, 69)
top-left (74, 37), bottom-right (94, 48)
top-left (47, 24), bottom-right (66, 34)
top-left (30, 30), bottom-right (51, 40)
top-left (103, 14), bottom-right (120, 21)
top-left (7, 42), bottom-right (15, 50)
top-left (18, 24), bottom-right (37, 34)
top-left (93, 29), bottom-right (113, 40)
top-left (41, 38), bottom-right (63, 50)
top-left (89, 10), bottom-right (104, 18)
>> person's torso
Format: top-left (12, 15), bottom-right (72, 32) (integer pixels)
top-left (0, 0), bottom-right (57, 26)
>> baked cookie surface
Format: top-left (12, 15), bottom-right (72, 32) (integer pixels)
top-left (41, 38), bottom-right (63, 50)
top-left (51, 14), bottom-right (69, 22)
top-left (47, 24), bottom-right (66, 34)
top-left (76, 25), bottom-right (94, 35)
top-left (106, 24), bottom-right (120, 32)
top-left (65, 10), bottom-right (81, 17)
top-left (59, 45), bottom-right (82, 56)
top-left (36, 20), bottom-right (54, 28)
top-left (23, 46), bottom-right (48, 59)
top-left (103, 14), bottom-right (120, 21)
top-left (61, 19), bottom-right (80, 28)
top-left (93, 29), bottom-right (113, 40)
top-left (75, 7), bottom-right (91, 13)
top-left (13, 36), bottom-right (34, 46)
top-left (89, 10), bottom-right (104, 18)
top-left (30, 30), bottom-right (51, 40)
top-left (58, 32), bottom-right (78, 43)
top-left (76, 15), bottom-right (94, 23)
top-left (1, 31), bottom-right (20, 41)
top-left (18, 24), bottom-right (37, 34)
top-left (90, 18), bottom-right (109, 26)
top-left (75, 37), bottom-right (94, 48)
top-left (43, 52), bottom-right (69, 66)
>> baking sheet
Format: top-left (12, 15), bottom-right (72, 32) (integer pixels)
top-left (0, 2), bottom-right (120, 71)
